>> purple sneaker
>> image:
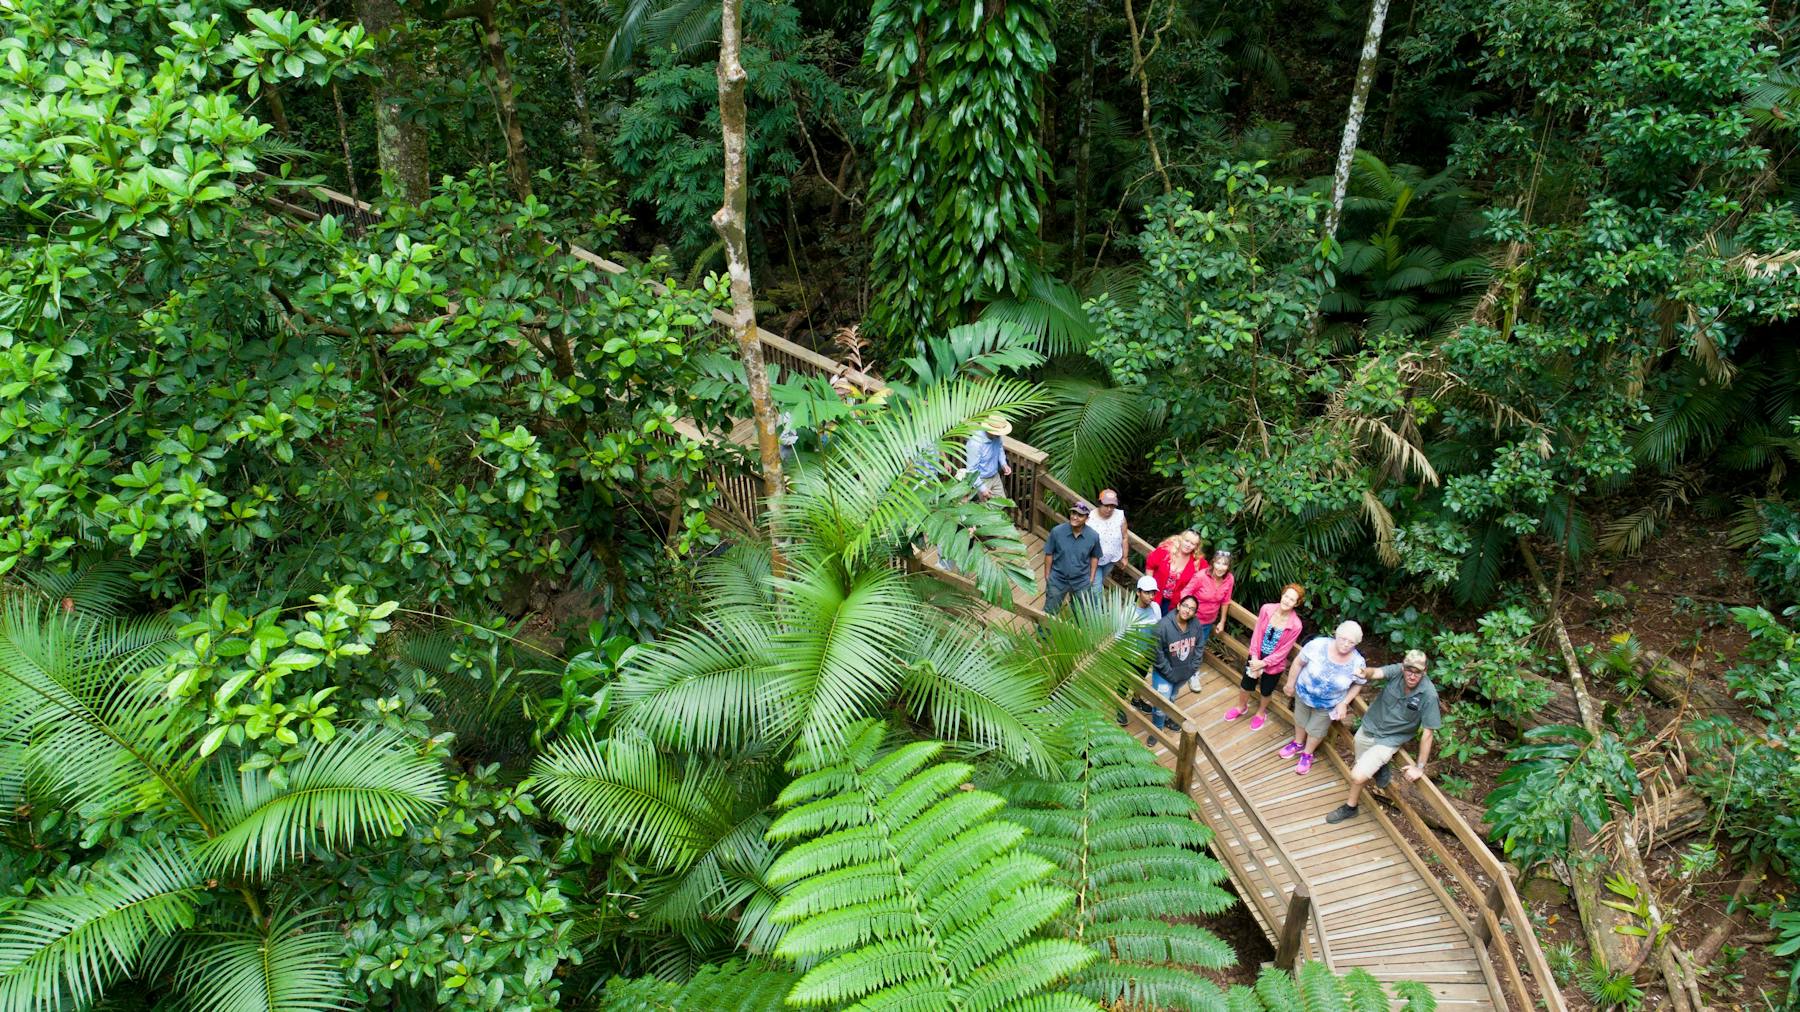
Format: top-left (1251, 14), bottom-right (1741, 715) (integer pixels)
top-left (1278, 741), bottom-right (1302, 759)
top-left (1296, 753), bottom-right (1314, 775)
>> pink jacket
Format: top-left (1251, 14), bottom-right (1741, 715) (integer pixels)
top-left (1180, 568), bottom-right (1235, 625)
top-left (1248, 602), bottom-right (1303, 676)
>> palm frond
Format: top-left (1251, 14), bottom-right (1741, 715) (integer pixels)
top-left (897, 320), bottom-right (1047, 390)
top-left (534, 731), bottom-right (737, 872)
top-left (0, 842), bottom-right (202, 1011)
top-left (1599, 468), bottom-right (1703, 557)
top-left (197, 727), bottom-right (447, 878)
top-left (172, 909), bottom-right (349, 1012)
top-left (772, 562), bottom-right (920, 753)
top-left (698, 542), bottom-right (775, 612)
top-left (766, 721), bottom-right (1095, 1009)
top-left (1033, 378), bottom-right (1157, 493)
top-left (781, 377), bottom-right (1047, 594)
top-left (609, 610), bottom-right (781, 753)
top-left (0, 601), bottom-right (189, 824)
top-left (895, 617), bottom-right (1052, 772)
top-left (1001, 594), bottom-right (1149, 719)
top-left (979, 269), bottom-right (1101, 356)
top-left (17, 557), bottom-right (140, 616)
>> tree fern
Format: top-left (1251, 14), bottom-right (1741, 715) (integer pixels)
top-left (595, 959), bottom-right (799, 1010)
top-left (995, 711), bottom-right (1236, 1012)
top-left (765, 720), bottom-right (1099, 1011)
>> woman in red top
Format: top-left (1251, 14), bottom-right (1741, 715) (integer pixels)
top-left (1178, 549), bottom-right (1235, 691)
top-left (1144, 530), bottom-right (1200, 613)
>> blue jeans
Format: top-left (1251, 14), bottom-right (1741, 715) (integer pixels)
top-left (1095, 560), bottom-right (1117, 591)
top-left (1045, 577), bottom-right (1090, 615)
top-left (1150, 668), bottom-right (1179, 730)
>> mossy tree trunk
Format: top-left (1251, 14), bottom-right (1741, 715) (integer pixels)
top-left (356, 0), bottom-right (430, 204)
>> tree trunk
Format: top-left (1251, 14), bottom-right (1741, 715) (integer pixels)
top-left (470, 0), bottom-right (532, 200)
top-left (356, 0), bottom-right (430, 204)
top-left (1122, 0), bottom-right (1172, 196)
top-left (1323, 0), bottom-right (1393, 240)
top-left (712, 0), bottom-right (785, 548)
top-left (1070, 0), bottom-right (1096, 276)
top-left (554, 0), bottom-right (599, 163)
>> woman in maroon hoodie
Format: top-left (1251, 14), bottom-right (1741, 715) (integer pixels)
top-left (1223, 583), bottom-right (1305, 730)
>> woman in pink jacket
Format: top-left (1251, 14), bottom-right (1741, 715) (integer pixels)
top-left (1224, 583), bottom-right (1305, 730)
top-left (1178, 549), bottom-right (1235, 692)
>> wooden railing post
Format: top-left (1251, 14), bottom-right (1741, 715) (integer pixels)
top-left (1475, 877), bottom-right (1505, 944)
top-left (1275, 884), bottom-right (1311, 972)
top-left (1174, 720), bottom-right (1199, 794)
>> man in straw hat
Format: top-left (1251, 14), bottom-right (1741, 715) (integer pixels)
top-left (1324, 649), bottom-right (1441, 824)
top-left (963, 414), bottom-right (1013, 501)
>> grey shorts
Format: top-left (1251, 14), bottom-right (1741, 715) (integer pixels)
top-left (1291, 697), bottom-right (1335, 740)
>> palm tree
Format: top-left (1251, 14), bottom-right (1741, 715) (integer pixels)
top-left (533, 379), bottom-right (1156, 963)
top-left (0, 596), bottom-right (446, 1011)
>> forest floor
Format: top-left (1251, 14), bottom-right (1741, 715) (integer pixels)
top-left (1430, 512), bottom-right (1794, 1010)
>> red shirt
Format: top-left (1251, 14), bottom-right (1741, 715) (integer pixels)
top-left (1144, 545), bottom-right (1197, 606)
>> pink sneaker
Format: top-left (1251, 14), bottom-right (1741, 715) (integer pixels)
top-left (1224, 707), bottom-right (1244, 722)
top-left (1278, 741), bottom-right (1302, 759)
top-left (1249, 713), bottom-right (1266, 730)
top-left (1296, 753), bottom-right (1314, 775)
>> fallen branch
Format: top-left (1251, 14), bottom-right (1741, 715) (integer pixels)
top-left (1520, 540), bottom-right (1702, 1011)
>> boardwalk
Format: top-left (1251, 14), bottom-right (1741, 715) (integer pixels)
top-left (281, 179), bottom-right (1563, 1012)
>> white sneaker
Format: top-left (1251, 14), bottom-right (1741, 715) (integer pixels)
top-left (1187, 674), bottom-right (1203, 693)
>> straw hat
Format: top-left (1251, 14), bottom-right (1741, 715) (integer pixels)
top-left (983, 415), bottom-right (1013, 437)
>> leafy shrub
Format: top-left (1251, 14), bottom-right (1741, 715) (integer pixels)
top-left (1485, 725), bottom-right (1641, 870)
top-left (1431, 606), bottom-right (1555, 724)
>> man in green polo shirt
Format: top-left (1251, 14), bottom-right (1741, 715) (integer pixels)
top-left (1324, 649), bottom-right (1441, 824)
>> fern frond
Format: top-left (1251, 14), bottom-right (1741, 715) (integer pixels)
top-left (767, 721), bottom-right (1095, 1009)
top-left (995, 712), bottom-right (1236, 1006)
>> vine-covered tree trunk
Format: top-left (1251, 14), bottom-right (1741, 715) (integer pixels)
top-left (356, 0), bottom-right (430, 203)
top-left (1323, 0), bottom-right (1391, 240)
top-left (554, 0), bottom-right (598, 163)
top-left (712, 0), bottom-right (785, 532)
top-left (1123, 0), bottom-right (1172, 196)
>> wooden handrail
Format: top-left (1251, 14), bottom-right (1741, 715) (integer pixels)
top-left (1128, 698), bottom-right (1332, 971)
top-left (1209, 602), bottom-right (1566, 1012)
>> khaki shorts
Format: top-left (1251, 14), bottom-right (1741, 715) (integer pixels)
top-left (976, 473), bottom-right (1005, 499)
top-left (1291, 697), bottom-right (1334, 740)
top-left (1351, 727), bottom-right (1401, 781)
